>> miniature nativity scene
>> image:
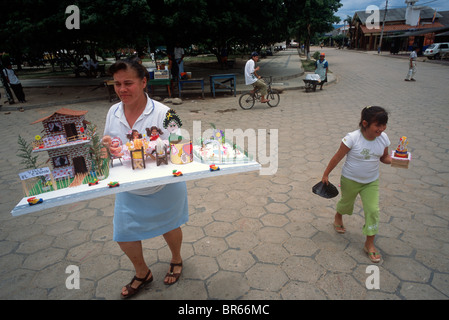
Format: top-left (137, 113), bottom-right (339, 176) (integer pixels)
top-left (14, 107), bottom-right (259, 215)
top-left (17, 107), bottom-right (196, 200)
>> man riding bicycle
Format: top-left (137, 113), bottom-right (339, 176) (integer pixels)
top-left (244, 52), bottom-right (269, 103)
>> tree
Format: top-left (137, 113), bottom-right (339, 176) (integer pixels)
top-left (1, 0), bottom-right (342, 67)
top-left (289, 0), bottom-right (342, 59)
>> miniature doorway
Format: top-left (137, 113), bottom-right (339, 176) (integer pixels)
top-left (72, 156), bottom-right (88, 174)
top-left (64, 123), bottom-right (78, 141)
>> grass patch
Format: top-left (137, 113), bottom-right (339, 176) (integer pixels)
top-left (301, 59), bottom-right (317, 72)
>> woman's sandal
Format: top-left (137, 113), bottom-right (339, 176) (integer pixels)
top-left (364, 247), bottom-right (381, 263)
top-left (164, 262), bottom-right (183, 285)
top-left (121, 269), bottom-right (153, 299)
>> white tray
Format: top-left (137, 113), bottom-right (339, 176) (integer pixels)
top-left (11, 159), bottom-right (260, 216)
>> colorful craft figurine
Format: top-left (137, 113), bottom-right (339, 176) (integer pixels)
top-left (146, 126), bottom-right (163, 141)
top-left (27, 197), bottom-right (43, 205)
top-left (88, 178), bottom-right (99, 186)
top-left (170, 140), bottom-right (193, 164)
top-left (126, 130), bottom-right (146, 169)
top-left (144, 126), bottom-right (169, 164)
top-left (102, 136), bottom-right (124, 158)
top-left (108, 181), bottom-right (120, 188)
top-left (391, 136), bottom-right (411, 169)
top-left (163, 109), bottom-right (183, 144)
top-left (102, 135), bottom-right (124, 167)
top-left (209, 164), bottom-right (220, 171)
top-left (394, 136), bottom-right (409, 158)
top-left (172, 170), bottom-right (183, 177)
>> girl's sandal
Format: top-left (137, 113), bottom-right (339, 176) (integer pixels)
top-left (364, 247), bottom-right (381, 263)
top-left (121, 269), bottom-right (153, 299)
top-left (164, 262), bottom-right (183, 285)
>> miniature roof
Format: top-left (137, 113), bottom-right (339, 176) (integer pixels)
top-left (31, 108), bottom-right (88, 124)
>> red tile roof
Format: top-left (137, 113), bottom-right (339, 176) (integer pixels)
top-left (361, 22), bottom-right (444, 34)
top-left (31, 108), bottom-right (88, 124)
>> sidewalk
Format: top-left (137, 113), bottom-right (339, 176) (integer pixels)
top-left (1, 46), bottom-right (449, 301)
top-left (1, 48), bottom-right (336, 112)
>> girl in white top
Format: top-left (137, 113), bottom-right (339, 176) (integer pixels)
top-left (321, 106), bottom-right (392, 263)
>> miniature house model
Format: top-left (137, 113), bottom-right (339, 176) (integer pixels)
top-left (31, 108), bottom-right (92, 180)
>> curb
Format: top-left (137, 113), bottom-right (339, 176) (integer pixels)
top-left (1, 75), bottom-right (336, 112)
top-left (1, 96), bottom-right (109, 112)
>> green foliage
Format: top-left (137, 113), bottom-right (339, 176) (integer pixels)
top-left (86, 123), bottom-right (108, 172)
top-left (313, 51), bottom-right (321, 60)
top-left (1, 0), bottom-right (343, 64)
top-left (17, 135), bottom-right (40, 170)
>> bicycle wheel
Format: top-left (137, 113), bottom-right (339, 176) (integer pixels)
top-left (239, 93), bottom-right (255, 110)
top-left (267, 89), bottom-right (280, 107)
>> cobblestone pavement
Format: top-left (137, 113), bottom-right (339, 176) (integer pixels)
top-left (0, 47), bottom-right (448, 300)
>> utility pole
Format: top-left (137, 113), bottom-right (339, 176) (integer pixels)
top-left (378, 0), bottom-right (389, 54)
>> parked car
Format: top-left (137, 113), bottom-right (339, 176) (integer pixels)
top-left (423, 43), bottom-right (449, 59)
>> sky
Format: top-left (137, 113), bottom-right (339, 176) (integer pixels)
top-left (335, 0), bottom-right (449, 23)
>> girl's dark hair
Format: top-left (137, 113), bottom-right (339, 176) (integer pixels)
top-left (359, 106), bottom-right (388, 129)
top-left (108, 57), bottom-right (149, 80)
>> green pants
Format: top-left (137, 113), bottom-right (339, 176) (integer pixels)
top-left (336, 176), bottom-right (380, 236)
top-left (253, 79), bottom-right (268, 96)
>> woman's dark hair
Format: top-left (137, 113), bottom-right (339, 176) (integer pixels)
top-left (108, 57), bottom-right (149, 80)
top-left (359, 106), bottom-right (388, 129)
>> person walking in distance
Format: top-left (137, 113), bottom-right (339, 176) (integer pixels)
top-left (405, 46), bottom-right (419, 81)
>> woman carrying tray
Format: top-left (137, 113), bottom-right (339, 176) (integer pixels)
top-left (103, 58), bottom-right (187, 298)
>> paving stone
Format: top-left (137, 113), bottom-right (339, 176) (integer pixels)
top-left (246, 264), bottom-right (288, 291)
top-left (2, 48), bottom-right (449, 301)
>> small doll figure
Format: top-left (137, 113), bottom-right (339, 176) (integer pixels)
top-left (102, 135), bottom-right (124, 158)
top-left (146, 126), bottom-right (163, 141)
top-left (126, 129), bottom-right (145, 169)
top-left (163, 109), bottom-right (183, 144)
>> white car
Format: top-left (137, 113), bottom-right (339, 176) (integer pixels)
top-left (423, 43), bottom-right (449, 59)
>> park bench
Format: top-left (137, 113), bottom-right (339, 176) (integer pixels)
top-left (178, 78), bottom-right (205, 99)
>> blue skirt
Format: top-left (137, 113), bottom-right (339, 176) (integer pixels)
top-left (113, 182), bottom-right (188, 242)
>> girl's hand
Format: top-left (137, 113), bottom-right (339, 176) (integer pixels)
top-left (321, 142), bottom-right (350, 186)
top-left (380, 147), bottom-right (392, 164)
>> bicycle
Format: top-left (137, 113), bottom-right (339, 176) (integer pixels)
top-left (238, 76), bottom-right (280, 110)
